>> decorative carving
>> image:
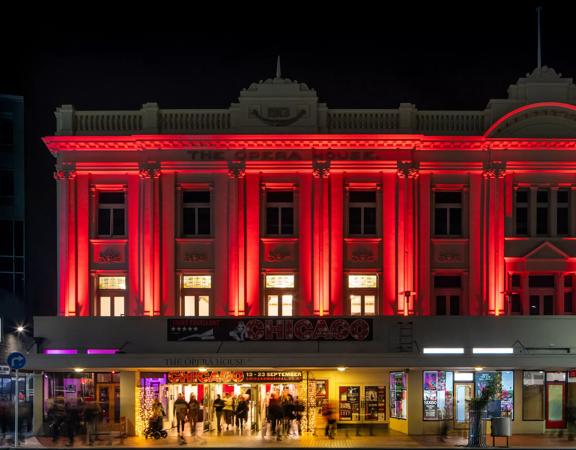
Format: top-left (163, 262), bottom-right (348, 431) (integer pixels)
top-left (397, 161), bottom-right (419, 178)
top-left (483, 161), bottom-right (506, 178)
top-left (250, 108), bottom-right (306, 127)
top-left (98, 247), bottom-right (122, 263)
top-left (436, 253), bottom-right (462, 263)
top-left (312, 160), bottom-right (330, 178)
top-left (183, 252), bottom-right (208, 263)
top-left (351, 247), bottom-right (376, 262)
top-left (267, 246), bottom-right (291, 262)
top-left (139, 161), bottom-right (161, 179)
top-left (53, 162), bottom-right (76, 180)
top-left (227, 161), bottom-right (246, 179)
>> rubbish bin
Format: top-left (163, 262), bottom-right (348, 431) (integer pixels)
top-left (490, 417), bottom-right (511, 447)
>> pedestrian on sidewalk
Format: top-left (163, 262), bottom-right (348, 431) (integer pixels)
top-left (187, 393), bottom-right (200, 437)
top-left (173, 393), bottom-right (188, 443)
top-left (213, 394), bottom-right (225, 434)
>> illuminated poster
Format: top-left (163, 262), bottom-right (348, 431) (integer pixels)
top-left (390, 372), bottom-right (407, 419)
top-left (339, 386), bottom-right (360, 421)
top-left (315, 380), bottom-right (328, 412)
top-left (423, 370), bottom-right (454, 420)
top-left (364, 386), bottom-right (385, 421)
top-left (474, 371), bottom-right (514, 418)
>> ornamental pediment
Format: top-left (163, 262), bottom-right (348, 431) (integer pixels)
top-left (524, 241), bottom-right (571, 260)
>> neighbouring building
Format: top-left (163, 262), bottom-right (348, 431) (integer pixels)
top-left (28, 65), bottom-right (576, 436)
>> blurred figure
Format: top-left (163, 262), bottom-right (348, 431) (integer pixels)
top-left (223, 393), bottom-right (234, 431)
top-left (235, 395), bottom-right (249, 433)
top-left (64, 400), bottom-right (80, 447)
top-left (323, 405), bottom-right (336, 439)
top-left (187, 393), bottom-right (200, 437)
top-left (213, 394), bottom-right (224, 433)
top-left (268, 392), bottom-right (283, 441)
top-left (173, 393), bottom-right (188, 443)
top-left (83, 397), bottom-right (100, 446)
top-left (0, 397), bottom-right (9, 442)
top-left (48, 396), bottom-right (66, 443)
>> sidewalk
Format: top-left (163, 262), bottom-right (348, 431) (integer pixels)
top-left (6, 430), bottom-right (575, 449)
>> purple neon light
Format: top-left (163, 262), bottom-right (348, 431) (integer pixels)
top-left (86, 349), bottom-right (118, 355)
top-left (44, 349), bottom-right (78, 355)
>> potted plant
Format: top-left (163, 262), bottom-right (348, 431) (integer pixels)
top-left (467, 373), bottom-right (501, 447)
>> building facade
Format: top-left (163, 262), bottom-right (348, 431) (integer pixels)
top-left (29, 66), bottom-right (576, 436)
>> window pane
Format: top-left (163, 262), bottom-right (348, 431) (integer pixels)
top-left (349, 208), bottom-right (362, 235)
top-left (197, 208), bottom-right (211, 234)
top-left (536, 207), bottom-right (548, 234)
top-left (350, 295), bottom-right (362, 315)
top-left (435, 208), bottom-right (448, 235)
top-left (14, 221), bottom-right (23, 256)
top-left (511, 275), bottom-right (521, 288)
top-left (0, 171), bottom-right (14, 196)
top-left (564, 292), bottom-right (573, 314)
top-left (265, 275), bottom-right (294, 288)
top-left (348, 275), bottom-right (377, 288)
top-left (182, 275), bottom-right (211, 289)
top-left (537, 190), bottom-right (548, 203)
top-left (98, 209), bottom-right (111, 236)
top-left (450, 296), bottom-right (460, 315)
top-left (183, 191), bottom-right (210, 203)
top-left (557, 207), bottom-right (569, 235)
top-left (281, 295), bottom-right (293, 317)
top-left (15, 274), bottom-right (23, 298)
top-left (528, 276), bottom-right (554, 288)
top-left (113, 296), bottom-right (125, 316)
top-left (100, 297), bottom-right (111, 316)
top-left (267, 191), bottom-right (293, 203)
top-left (436, 296), bottom-right (446, 315)
top-left (112, 209), bottom-right (125, 236)
top-left (198, 296), bottom-right (210, 316)
top-left (529, 295), bottom-right (540, 315)
top-left (435, 192), bottom-right (461, 204)
top-left (364, 208), bottom-right (377, 234)
top-left (364, 295), bottom-right (376, 315)
top-left (349, 191), bottom-right (376, 203)
top-left (558, 190), bottom-right (569, 203)
top-left (266, 208), bottom-right (279, 235)
top-left (449, 208), bottom-right (462, 235)
top-left (183, 208), bottom-right (196, 235)
top-left (14, 257), bottom-right (23, 272)
top-left (99, 192), bottom-right (124, 204)
top-left (543, 295), bottom-right (554, 315)
top-left (434, 276), bottom-right (461, 289)
top-left (267, 295), bottom-right (278, 316)
top-left (98, 276), bottom-right (126, 290)
top-left (565, 275), bottom-right (573, 287)
top-left (516, 190), bottom-right (528, 203)
top-left (523, 371), bottom-right (544, 421)
top-left (511, 294), bottom-right (522, 314)
top-left (280, 208), bottom-right (294, 234)
top-left (516, 208), bottom-right (528, 235)
top-left (0, 220), bottom-right (13, 255)
top-left (184, 295), bottom-right (195, 316)
top-left (0, 273), bottom-right (13, 292)
top-left (0, 257), bottom-right (12, 271)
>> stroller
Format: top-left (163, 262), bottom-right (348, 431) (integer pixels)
top-left (143, 417), bottom-right (168, 440)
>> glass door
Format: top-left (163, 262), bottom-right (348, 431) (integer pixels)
top-left (546, 382), bottom-right (566, 428)
top-left (454, 382), bottom-right (473, 429)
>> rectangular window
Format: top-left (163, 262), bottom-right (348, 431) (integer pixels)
top-left (434, 191), bottom-right (462, 236)
top-left (557, 189), bottom-right (570, 235)
top-left (265, 274), bottom-right (295, 316)
top-left (348, 274), bottom-right (377, 315)
top-left (182, 190), bottom-right (211, 236)
top-left (181, 274), bottom-right (211, 317)
top-left (515, 189), bottom-right (529, 235)
top-left (434, 275), bottom-right (461, 315)
top-left (565, 293), bottom-right (573, 314)
top-left (536, 189), bottom-right (549, 235)
top-left (97, 192), bottom-right (126, 237)
top-left (423, 371), bottom-right (454, 421)
top-left (390, 372), bottom-right (407, 419)
top-left (96, 275), bottom-right (126, 317)
top-left (348, 190), bottom-right (377, 235)
top-left (528, 275), bottom-right (555, 288)
top-left (0, 220), bottom-right (24, 297)
top-left (475, 371), bottom-right (514, 419)
top-left (0, 170), bottom-right (14, 205)
top-left (511, 294), bottom-right (522, 314)
top-left (265, 191), bottom-right (294, 235)
top-left (523, 371), bottom-right (545, 420)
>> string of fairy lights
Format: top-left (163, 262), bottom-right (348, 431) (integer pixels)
top-left (135, 386), bottom-right (156, 436)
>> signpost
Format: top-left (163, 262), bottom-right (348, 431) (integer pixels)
top-left (7, 352), bottom-right (26, 448)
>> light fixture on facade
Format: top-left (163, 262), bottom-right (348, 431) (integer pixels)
top-left (16, 325), bottom-right (25, 333)
top-left (423, 347), bottom-right (464, 354)
top-left (475, 367), bottom-right (484, 371)
top-left (337, 367), bottom-right (347, 372)
top-left (472, 347), bottom-right (514, 354)
top-left (74, 368), bottom-right (85, 373)
top-left (198, 367), bottom-right (208, 372)
top-left (454, 372), bottom-right (474, 381)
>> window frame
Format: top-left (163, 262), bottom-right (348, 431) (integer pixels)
top-left (262, 186), bottom-right (297, 237)
top-left (179, 273), bottom-right (212, 316)
top-left (346, 189), bottom-right (379, 237)
top-left (179, 187), bottom-right (213, 238)
top-left (263, 273), bottom-right (297, 317)
top-left (346, 273), bottom-right (378, 316)
top-left (433, 189), bottom-right (465, 237)
top-left (95, 274), bottom-right (127, 317)
top-left (433, 274), bottom-right (462, 316)
top-left (95, 189), bottom-right (127, 238)
top-left (522, 370), bottom-right (545, 421)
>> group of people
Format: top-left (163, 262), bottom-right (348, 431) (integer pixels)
top-left (265, 389), bottom-right (305, 441)
top-left (212, 392), bottom-right (250, 433)
top-left (171, 393), bottom-right (201, 443)
top-left (46, 396), bottom-right (101, 446)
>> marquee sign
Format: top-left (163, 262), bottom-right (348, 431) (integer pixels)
top-left (168, 370), bottom-right (303, 384)
top-left (167, 318), bottom-right (372, 342)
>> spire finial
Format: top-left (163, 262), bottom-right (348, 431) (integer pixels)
top-left (276, 55), bottom-right (281, 79)
top-left (536, 6), bottom-right (543, 70)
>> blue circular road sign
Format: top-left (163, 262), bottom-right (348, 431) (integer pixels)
top-left (7, 352), bottom-right (26, 370)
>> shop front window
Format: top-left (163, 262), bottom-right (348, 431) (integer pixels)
top-left (390, 372), bottom-right (407, 419)
top-left (523, 371), bottom-right (544, 420)
top-left (423, 370), bottom-right (454, 420)
top-left (475, 371), bottom-right (514, 418)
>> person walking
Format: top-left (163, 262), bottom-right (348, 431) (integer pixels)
top-left (64, 400), bottom-right (80, 447)
top-left (173, 393), bottom-right (188, 443)
top-left (187, 393), bottom-right (200, 437)
top-left (223, 393), bottom-right (234, 431)
top-left (268, 392), bottom-right (283, 441)
top-left (213, 394), bottom-right (225, 433)
top-left (235, 395), bottom-right (249, 433)
top-left (83, 397), bottom-right (100, 446)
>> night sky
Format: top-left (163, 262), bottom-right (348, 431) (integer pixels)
top-left (2, 5), bottom-right (576, 317)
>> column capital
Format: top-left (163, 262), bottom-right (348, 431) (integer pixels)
top-left (397, 161), bottom-right (419, 179)
top-left (53, 162), bottom-right (76, 180)
top-left (483, 161), bottom-right (506, 178)
top-left (227, 161), bottom-right (246, 179)
top-left (139, 161), bottom-right (161, 179)
top-left (312, 160), bottom-right (331, 178)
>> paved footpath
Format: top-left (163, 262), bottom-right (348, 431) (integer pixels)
top-left (8, 431), bottom-right (576, 449)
